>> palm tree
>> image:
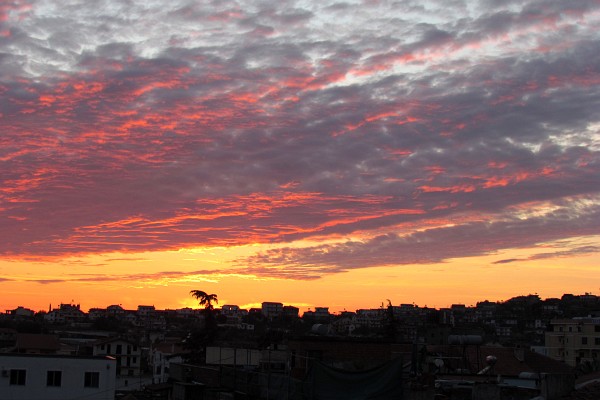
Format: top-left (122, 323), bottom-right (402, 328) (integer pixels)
top-left (184, 290), bottom-right (219, 363)
top-left (190, 290), bottom-right (218, 311)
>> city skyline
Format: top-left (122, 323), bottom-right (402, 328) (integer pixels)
top-left (8, 290), bottom-right (599, 315)
top-left (1, 1), bottom-right (600, 313)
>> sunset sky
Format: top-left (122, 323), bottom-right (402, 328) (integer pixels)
top-left (1, 0), bottom-right (599, 313)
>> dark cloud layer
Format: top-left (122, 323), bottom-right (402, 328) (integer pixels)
top-left (245, 199), bottom-right (600, 278)
top-left (1, 0), bottom-right (599, 278)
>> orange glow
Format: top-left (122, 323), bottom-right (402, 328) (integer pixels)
top-left (1, 237), bottom-right (599, 313)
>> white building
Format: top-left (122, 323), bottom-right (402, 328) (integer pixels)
top-left (93, 338), bottom-right (141, 377)
top-left (0, 353), bottom-right (116, 400)
top-left (44, 304), bottom-right (86, 324)
top-left (5, 306), bottom-right (34, 318)
top-left (151, 342), bottom-right (186, 384)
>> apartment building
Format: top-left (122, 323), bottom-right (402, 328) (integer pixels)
top-left (545, 318), bottom-right (600, 366)
top-left (261, 302), bottom-right (283, 318)
top-left (0, 353), bottom-right (116, 400)
top-left (92, 338), bottom-right (142, 377)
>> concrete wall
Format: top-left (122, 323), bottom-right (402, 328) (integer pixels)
top-left (206, 346), bottom-right (260, 367)
top-left (0, 354), bottom-right (116, 400)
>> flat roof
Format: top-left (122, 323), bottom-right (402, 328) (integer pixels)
top-left (0, 353), bottom-right (116, 361)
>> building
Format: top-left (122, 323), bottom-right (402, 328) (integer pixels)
top-left (0, 353), bottom-right (116, 400)
top-left (314, 307), bottom-right (331, 322)
top-left (137, 305), bottom-right (156, 318)
top-left (332, 316), bottom-right (357, 335)
top-left (92, 338), bottom-right (142, 377)
top-left (221, 305), bottom-right (240, 316)
top-left (0, 329), bottom-right (17, 349)
top-left (220, 305), bottom-right (244, 324)
top-left (261, 302), bottom-right (283, 318)
top-left (496, 326), bottom-right (513, 338)
top-left (354, 308), bottom-right (385, 329)
top-left (175, 307), bottom-right (197, 318)
top-left (5, 306), bottom-right (34, 318)
top-left (545, 318), bottom-right (600, 367)
top-left (44, 303), bottom-right (86, 324)
top-left (88, 308), bottom-right (107, 320)
top-left (106, 305), bottom-right (126, 318)
top-left (151, 342), bottom-right (186, 384)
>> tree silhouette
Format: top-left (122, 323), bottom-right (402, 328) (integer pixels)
top-left (184, 290), bottom-right (219, 362)
top-left (189, 290), bottom-right (218, 310)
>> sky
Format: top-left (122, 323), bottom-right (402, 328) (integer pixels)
top-left (1, 0), bottom-right (599, 313)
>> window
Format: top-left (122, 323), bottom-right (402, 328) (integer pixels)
top-left (595, 325), bottom-right (600, 332)
top-left (582, 337), bottom-right (588, 345)
top-left (84, 372), bottom-right (100, 388)
top-left (47, 371), bottom-right (62, 387)
top-left (595, 338), bottom-right (600, 345)
top-left (10, 369), bottom-right (26, 385)
top-left (116, 344), bottom-right (122, 354)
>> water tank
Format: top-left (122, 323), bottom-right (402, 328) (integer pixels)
top-left (311, 324), bottom-right (330, 335)
top-left (519, 372), bottom-right (540, 380)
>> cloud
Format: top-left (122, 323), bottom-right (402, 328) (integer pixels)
top-left (244, 197), bottom-right (600, 278)
top-left (26, 268), bottom-right (229, 285)
top-left (493, 244), bottom-right (600, 264)
top-left (0, 0), bottom-right (598, 279)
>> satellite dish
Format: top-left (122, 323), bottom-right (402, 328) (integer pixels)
top-left (434, 358), bottom-right (444, 368)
